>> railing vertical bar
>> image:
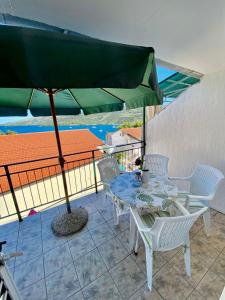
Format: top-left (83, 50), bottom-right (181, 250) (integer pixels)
top-left (25, 171), bottom-right (35, 208)
top-left (78, 161), bottom-right (83, 193)
top-left (33, 169), bottom-right (42, 204)
top-left (83, 159), bottom-right (89, 190)
top-left (88, 157), bottom-right (92, 187)
top-left (0, 182), bottom-right (10, 216)
top-left (92, 150), bottom-right (98, 194)
top-left (72, 162), bottom-right (78, 194)
top-left (40, 168), bottom-right (49, 204)
top-left (66, 162), bottom-right (72, 195)
top-left (54, 165), bottom-right (61, 198)
top-left (48, 169), bottom-right (56, 201)
top-left (17, 173), bottom-right (28, 210)
top-left (4, 165), bottom-right (22, 222)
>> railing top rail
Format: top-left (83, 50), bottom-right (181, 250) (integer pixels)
top-left (0, 141), bottom-right (143, 168)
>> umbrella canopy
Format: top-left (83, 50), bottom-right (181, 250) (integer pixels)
top-left (0, 19), bottom-right (162, 218)
top-left (0, 24), bottom-right (162, 117)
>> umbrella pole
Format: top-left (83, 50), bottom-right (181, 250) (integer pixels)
top-left (142, 105), bottom-right (146, 157)
top-left (47, 88), bottom-right (71, 214)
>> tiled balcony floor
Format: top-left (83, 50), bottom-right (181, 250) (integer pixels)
top-left (1, 191), bottom-right (225, 300)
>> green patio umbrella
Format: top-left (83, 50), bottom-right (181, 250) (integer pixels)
top-left (0, 23), bottom-right (162, 232)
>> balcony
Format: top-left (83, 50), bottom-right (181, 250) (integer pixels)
top-left (2, 192), bottom-right (225, 299)
top-left (1, 143), bottom-right (225, 299)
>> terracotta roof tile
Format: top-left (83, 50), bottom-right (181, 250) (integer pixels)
top-left (0, 130), bottom-right (103, 192)
top-left (120, 127), bottom-right (142, 141)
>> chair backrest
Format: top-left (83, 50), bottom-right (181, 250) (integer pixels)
top-left (97, 157), bottom-right (120, 183)
top-left (189, 164), bottom-right (224, 197)
top-left (151, 207), bottom-right (207, 251)
top-left (143, 154), bottom-right (169, 177)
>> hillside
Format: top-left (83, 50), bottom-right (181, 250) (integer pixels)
top-left (6, 108), bottom-right (143, 125)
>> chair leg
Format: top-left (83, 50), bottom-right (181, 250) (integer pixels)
top-left (113, 203), bottom-right (119, 225)
top-left (129, 214), bottom-right (136, 252)
top-left (145, 247), bottom-right (153, 290)
top-left (183, 241), bottom-right (191, 277)
top-left (134, 232), bottom-right (139, 254)
top-left (203, 209), bottom-right (211, 236)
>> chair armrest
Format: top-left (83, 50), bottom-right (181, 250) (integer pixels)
top-left (188, 194), bottom-right (213, 201)
top-left (174, 200), bottom-right (190, 216)
top-left (130, 208), bottom-right (154, 233)
top-left (169, 176), bottom-right (191, 181)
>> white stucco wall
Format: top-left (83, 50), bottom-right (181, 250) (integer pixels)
top-left (146, 69), bottom-right (225, 213)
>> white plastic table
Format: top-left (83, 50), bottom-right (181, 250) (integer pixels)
top-left (110, 171), bottom-right (178, 211)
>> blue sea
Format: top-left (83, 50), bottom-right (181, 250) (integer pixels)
top-left (0, 124), bottom-right (118, 142)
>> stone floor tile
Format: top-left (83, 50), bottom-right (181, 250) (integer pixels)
top-left (190, 237), bottom-right (220, 265)
top-left (82, 272), bottom-right (121, 300)
top-left (213, 211), bottom-right (225, 225)
top-left (44, 243), bottom-right (72, 276)
top-left (1, 230), bottom-right (19, 246)
top-left (170, 250), bottom-right (210, 287)
top-left (75, 248), bottom-right (107, 288)
top-left (210, 252), bottom-right (225, 280)
top-left (117, 229), bottom-right (130, 251)
top-left (18, 224), bottom-right (42, 243)
top-left (195, 222), bottom-right (225, 252)
top-left (42, 228), bottom-right (67, 253)
top-left (196, 269), bottom-right (225, 299)
top-left (67, 291), bottom-right (84, 300)
top-left (93, 194), bottom-right (110, 210)
top-left (153, 263), bottom-right (194, 300)
top-left (90, 222), bottom-right (115, 247)
top-left (21, 279), bottom-right (47, 300)
top-left (14, 255), bottom-right (44, 290)
top-left (68, 231), bottom-right (96, 261)
top-left (186, 289), bottom-right (207, 300)
top-left (40, 206), bottom-right (59, 223)
top-left (110, 255), bottom-right (146, 299)
top-left (129, 283), bottom-right (163, 300)
top-left (159, 247), bottom-right (181, 262)
top-left (86, 211), bottom-right (105, 230)
top-left (107, 214), bottom-right (130, 234)
top-left (131, 247), bottom-right (167, 275)
top-left (0, 220), bottom-right (20, 238)
top-left (46, 263), bottom-right (80, 300)
top-left (19, 213), bottom-right (41, 229)
top-left (16, 236), bottom-right (43, 266)
top-left (98, 236), bottom-right (129, 269)
top-left (98, 202), bottom-right (114, 221)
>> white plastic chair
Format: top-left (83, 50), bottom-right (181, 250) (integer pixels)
top-left (129, 205), bottom-right (207, 290)
top-left (97, 157), bottom-right (129, 225)
top-left (143, 154), bottom-right (169, 177)
top-left (170, 164), bottom-right (224, 235)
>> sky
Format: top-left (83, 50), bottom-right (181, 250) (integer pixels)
top-left (0, 66), bottom-right (175, 124)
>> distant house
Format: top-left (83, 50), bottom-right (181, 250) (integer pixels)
top-left (0, 129), bottom-right (103, 192)
top-left (106, 127), bottom-right (142, 147)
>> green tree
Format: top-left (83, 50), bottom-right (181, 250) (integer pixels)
top-left (118, 120), bottom-right (143, 129)
top-left (6, 130), bottom-right (17, 135)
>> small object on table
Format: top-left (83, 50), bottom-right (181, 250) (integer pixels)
top-left (141, 169), bottom-right (149, 185)
top-left (135, 171), bottom-right (142, 181)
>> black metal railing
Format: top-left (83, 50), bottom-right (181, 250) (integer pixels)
top-left (0, 142), bottom-right (143, 221)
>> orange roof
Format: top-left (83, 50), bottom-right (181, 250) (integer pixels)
top-left (120, 127), bottom-right (142, 141)
top-left (0, 130), bottom-right (103, 192)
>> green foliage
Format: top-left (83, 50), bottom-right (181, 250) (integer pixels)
top-left (114, 152), bottom-right (125, 164)
top-left (118, 120), bottom-right (143, 129)
top-left (0, 130), bottom-right (17, 135)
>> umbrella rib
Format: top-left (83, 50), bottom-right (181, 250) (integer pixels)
top-left (27, 89), bottom-right (35, 109)
top-left (101, 88), bottom-right (125, 103)
top-left (140, 83), bottom-right (150, 89)
top-left (68, 89), bottom-right (83, 110)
